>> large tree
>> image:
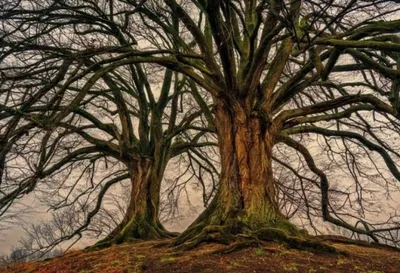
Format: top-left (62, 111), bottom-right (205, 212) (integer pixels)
top-left (123, 0), bottom-right (400, 249)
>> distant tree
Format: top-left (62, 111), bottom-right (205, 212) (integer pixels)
top-left (9, 248), bottom-right (28, 263)
top-left (0, 246), bottom-right (63, 265)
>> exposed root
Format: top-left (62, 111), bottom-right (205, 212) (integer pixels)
top-left (85, 240), bottom-right (113, 252)
top-left (153, 239), bottom-right (174, 248)
top-left (86, 221), bottom-right (175, 251)
top-left (255, 227), bottom-right (343, 253)
top-left (317, 235), bottom-right (400, 252)
top-left (174, 225), bottom-right (236, 251)
top-left (162, 230), bottom-right (180, 237)
top-left (174, 224), bottom-right (346, 255)
top-left (211, 238), bottom-right (259, 255)
top-left (156, 222), bottom-right (180, 238)
top-left (173, 223), bottom-right (207, 246)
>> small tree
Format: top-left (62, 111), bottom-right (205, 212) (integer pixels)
top-left (0, 0), bottom-right (216, 249)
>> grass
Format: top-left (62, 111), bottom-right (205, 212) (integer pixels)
top-left (255, 248), bottom-right (264, 256)
top-left (160, 256), bottom-right (176, 263)
top-left (278, 250), bottom-right (291, 257)
top-left (283, 263), bottom-right (298, 272)
top-left (135, 254), bottom-right (146, 259)
top-left (337, 257), bottom-right (347, 266)
top-left (2, 239), bottom-right (400, 273)
top-left (109, 259), bottom-right (121, 266)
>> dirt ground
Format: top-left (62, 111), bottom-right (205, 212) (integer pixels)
top-left (3, 239), bottom-right (400, 273)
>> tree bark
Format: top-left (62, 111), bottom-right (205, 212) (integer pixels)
top-left (95, 157), bottom-right (175, 247)
top-left (175, 100), bottom-right (302, 248)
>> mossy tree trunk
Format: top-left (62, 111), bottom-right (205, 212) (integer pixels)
top-left (175, 101), bottom-right (303, 249)
top-left (95, 156), bottom-right (175, 247)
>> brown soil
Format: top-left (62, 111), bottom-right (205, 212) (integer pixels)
top-left (2, 239), bottom-right (400, 273)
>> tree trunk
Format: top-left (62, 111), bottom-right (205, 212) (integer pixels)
top-left (175, 101), bottom-right (302, 248)
top-left (95, 157), bottom-right (175, 247)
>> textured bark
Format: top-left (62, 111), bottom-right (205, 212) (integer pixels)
top-left (94, 157), bottom-right (175, 248)
top-left (175, 101), bottom-right (302, 248)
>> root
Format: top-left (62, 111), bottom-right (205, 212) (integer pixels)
top-left (153, 240), bottom-right (174, 248)
top-left (162, 230), bottom-right (180, 237)
top-left (255, 227), bottom-right (345, 255)
top-left (85, 239), bottom-right (114, 252)
top-left (173, 223), bottom-right (207, 246)
top-left (174, 225), bottom-right (238, 251)
top-left (174, 224), bottom-right (347, 255)
top-left (211, 238), bottom-right (259, 255)
top-left (86, 221), bottom-right (175, 251)
top-left (156, 222), bottom-right (180, 238)
top-left (317, 235), bottom-right (400, 252)
top-left (217, 230), bottom-right (341, 255)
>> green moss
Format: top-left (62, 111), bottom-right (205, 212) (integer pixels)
top-left (85, 240), bottom-right (112, 251)
top-left (283, 263), bottom-right (299, 272)
top-left (91, 215), bottom-right (169, 248)
top-left (174, 197), bottom-right (339, 255)
top-left (285, 236), bottom-right (337, 253)
top-left (255, 248), bottom-right (264, 256)
top-left (278, 250), bottom-right (291, 257)
top-left (135, 254), bottom-right (146, 259)
top-left (274, 219), bottom-right (303, 237)
top-left (109, 259), bottom-right (121, 266)
top-left (160, 256), bottom-right (176, 263)
top-left (337, 257), bottom-right (346, 266)
top-left (256, 227), bottom-right (289, 241)
top-left (227, 261), bottom-right (241, 270)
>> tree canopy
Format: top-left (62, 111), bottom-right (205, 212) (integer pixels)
top-left (1, 0), bottom-right (400, 254)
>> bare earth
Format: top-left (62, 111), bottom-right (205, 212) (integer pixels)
top-left (3, 239), bottom-right (400, 273)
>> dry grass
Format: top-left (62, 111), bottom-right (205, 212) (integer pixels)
top-left (3, 239), bottom-right (400, 273)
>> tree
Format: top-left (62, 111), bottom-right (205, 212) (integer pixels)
top-left (8, 248), bottom-right (28, 263)
top-left (122, 0), bottom-right (400, 250)
top-left (2, 0), bottom-right (400, 252)
top-left (0, 0), bottom-right (216, 249)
